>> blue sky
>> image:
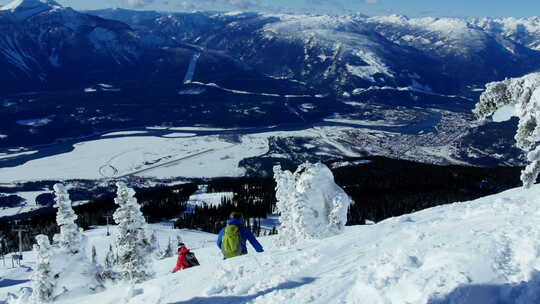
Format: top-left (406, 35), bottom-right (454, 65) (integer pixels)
top-left (2, 0), bottom-right (540, 17)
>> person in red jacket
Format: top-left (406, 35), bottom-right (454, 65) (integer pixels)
top-left (172, 243), bottom-right (193, 273)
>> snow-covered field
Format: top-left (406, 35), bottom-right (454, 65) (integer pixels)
top-left (2, 185), bottom-right (540, 303)
top-left (0, 134), bottom-right (270, 182)
top-left (0, 105), bottom-right (472, 184)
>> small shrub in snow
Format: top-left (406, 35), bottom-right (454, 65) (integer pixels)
top-left (474, 73), bottom-right (540, 188)
top-left (31, 235), bottom-right (55, 304)
top-left (273, 162), bottom-right (353, 247)
top-left (52, 184), bottom-right (82, 254)
top-left (113, 182), bottom-right (154, 283)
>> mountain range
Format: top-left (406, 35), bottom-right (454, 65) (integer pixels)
top-left (2, 1), bottom-right (540, 95)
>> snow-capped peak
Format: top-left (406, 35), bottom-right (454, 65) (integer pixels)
top-left (0, 0), bottom-right (61, 20)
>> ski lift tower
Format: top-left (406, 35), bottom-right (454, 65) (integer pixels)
top-left (12, 223), bottom-right (28, 266)
top-left (104, 214), bottom-right (113, 236)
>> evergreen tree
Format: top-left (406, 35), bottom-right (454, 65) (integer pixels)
top-left (53, 184), bottom-right (82, 254)
top-left (104, 244), bottom-right (116, 269)
top-left (474, 73), bottom-right (540, 188)
top-left (91, 245), bottom-right (97, 265)
top-left (149, 231), bottom-right (159, 253)
top-left (31, 235), bottom-right (55, 304)
top-left (113, 182), bottom-right (154, 283)
top-left (160, 237), bottom-right (174, 259)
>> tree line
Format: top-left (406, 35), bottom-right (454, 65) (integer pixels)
top-left (0, 156), bottom-right (529, 255)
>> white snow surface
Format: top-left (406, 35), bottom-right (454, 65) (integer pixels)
top-left (101, 131), bottom-right (149, 137)
top-left (2, 185), bottom-right (540, 303)
top-left (0, 134), bottom-right (269, 182)
top-left (492, 104), bottom-right (518, 122)
top-left (187, 192), bottom-right (234, 208)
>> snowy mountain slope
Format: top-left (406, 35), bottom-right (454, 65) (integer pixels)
top-left (0, 6), bottom-right (540, 94)
top-left (0, 0), bottom-right (144, 92)
top-left (94, 10), bottom-right (540, 95)
top-left (2, 185), bottom-right (540, 303)
top-left (473, 17), bottom-right (540, 51)
top-left (0, 0), bottom-right (61, 21)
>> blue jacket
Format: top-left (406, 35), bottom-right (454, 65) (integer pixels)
top-left (217, 218), bottom-right (264, 254)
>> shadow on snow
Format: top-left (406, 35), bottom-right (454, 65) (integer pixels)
top-left (168, 277), bottom-right (316, 304)
top-left (0, 279), bottom-right (30, 288)
top-left (428, 271), bottom-right (540, 304)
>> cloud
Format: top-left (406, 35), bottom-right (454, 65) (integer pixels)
top-left (365, 0), bottom-right (379, 4)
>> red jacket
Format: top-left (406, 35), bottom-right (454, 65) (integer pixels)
top-left (172, 247), bottom-right (191, 273)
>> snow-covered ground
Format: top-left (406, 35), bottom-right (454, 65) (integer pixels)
top-left (0, 134), bottom-right (270, 182)
top-left (187, 192), bottom-right (234, 208)
top-left (2, 185), bottom-right (540, 303)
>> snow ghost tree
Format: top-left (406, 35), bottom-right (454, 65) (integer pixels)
top-left (27, 185), bottom-right (101, 302)
top-left (473, 72), bottom-right (540, 188)
top-left (53, 183), bottom-right (82, 254)
top-left (273, 163), bottom-right (353, 247)
top-left (273, 165), bottom-right (297, 246)
top-left (113, 182), bottom-right (154, 283)
top-left (31, 235), bottom-right (55, 304)
top-left (47, 184), bottom-right (101, 299)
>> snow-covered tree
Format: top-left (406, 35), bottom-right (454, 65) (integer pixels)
top-left (113, 182), bottom-right (154, 283)
top-left (474, 72), bottom-right (540, 188)
top-left (273, 165), bottom-right (297, 246)
top-left (159, 237), bottom-right (174, 259)
top-left (273, 162), bottom-right (353, 247)
top-left (149, 231), bottom-right (159, 253)
top-left (52, 184), bottom-right (82, 254)
top-left (104, 244), bottom-right (117, 269)
top-left (91, 245), bottom-right (97, 265)
top-left (31, 235), bottom-right (55, 304)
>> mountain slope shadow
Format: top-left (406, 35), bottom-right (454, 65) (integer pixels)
top-left (168, 277), bottom-right (316, 304)
top-left (428, 271), bottom-right (540, 304)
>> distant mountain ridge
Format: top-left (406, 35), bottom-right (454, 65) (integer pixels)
top-left (88, 9), bottom-right (540, 96)
top-left (1, 2), bottom-right (540, 96)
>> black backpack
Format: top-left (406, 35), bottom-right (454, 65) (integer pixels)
top-left (185, 252), bottom-right (200, 267)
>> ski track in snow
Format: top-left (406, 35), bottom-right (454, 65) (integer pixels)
top-left (183, 52), bottom-right (201, 84)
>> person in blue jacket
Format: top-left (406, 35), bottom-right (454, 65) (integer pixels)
top-left (217, 212), bottom-right (264, 258)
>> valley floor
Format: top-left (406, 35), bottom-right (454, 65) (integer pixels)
top-left (2, 185), bottom-right (540, 303)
